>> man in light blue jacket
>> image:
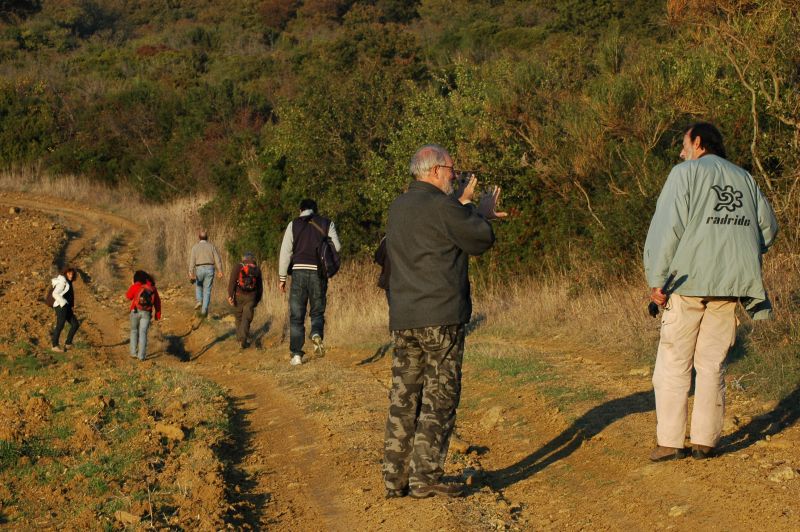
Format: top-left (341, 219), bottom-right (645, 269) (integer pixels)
top-left (644, 123), bottom-right (778, 462)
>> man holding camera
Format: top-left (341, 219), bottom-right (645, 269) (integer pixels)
top-left (645, 123), bottom-right (778, 462)
top-left (382, 144), bottom-right (506, 499)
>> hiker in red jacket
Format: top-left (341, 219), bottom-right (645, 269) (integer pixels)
top-left (125, 270), bottom-right (161, 361)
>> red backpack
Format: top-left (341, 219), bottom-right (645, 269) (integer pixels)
top-left (237, 263), bottom-right (260, 292)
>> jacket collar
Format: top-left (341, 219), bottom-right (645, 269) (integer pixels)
top-left (409, 180), bottom-right (445, 195)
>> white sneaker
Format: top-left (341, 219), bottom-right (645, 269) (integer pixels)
top-left (311, 334), bottom-right (325, 357)
top-left (194, 301), bottom-right (202, 310)
top-left (290, 354), bottom-right (303, 366)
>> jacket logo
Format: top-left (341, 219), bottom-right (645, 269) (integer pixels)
top-left (711, 185), bottom-right (743, 212)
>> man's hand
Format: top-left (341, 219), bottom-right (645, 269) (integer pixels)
top-left (216, 270), bottom-right (223, 279)
top-left (189, 272), bottom-right (196, 281)
top-left (650, 287), bottom-right (668, 306)
top-left (227, 296), bottom-right (235, 306)
top-left (457, 175), bottom-right (477, 205)
top-left (477, 186), bottom-right (509, 220)
top-left (279, 280), bottom-right (286, 294)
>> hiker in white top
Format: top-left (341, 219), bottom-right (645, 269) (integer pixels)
top-left (50, 267), bottom-right (80, 352)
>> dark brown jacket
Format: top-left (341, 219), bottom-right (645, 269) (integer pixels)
top-left (227, 260), bottom-right (263, 305)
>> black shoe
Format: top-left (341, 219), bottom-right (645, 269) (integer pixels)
top-left (691, 445), bottom-right (715, 460)
top-left (649, 446), bottom-right (688, 462)
top-left (385, 488), bottom-right (408, 499)
top-left (409, 482), bottom-right (465, 499)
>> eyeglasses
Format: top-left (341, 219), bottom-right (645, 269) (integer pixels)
top-left (435, 165), bottom-right (476, 182)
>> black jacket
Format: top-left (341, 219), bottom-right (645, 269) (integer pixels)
top-left (387, 180), bottom-right (495, 330)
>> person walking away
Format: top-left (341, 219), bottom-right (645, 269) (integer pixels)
top-left (227, 252), bottom-right (263, 349)
top-left (382, 144), bottom-right (506, 499)
top-left (278, 199), bottom-right (342, 366)
top-left (188, 230), bottom-right (224, 317)
top-left (644, 123), bottom-right (778, 462)
top-left (126, 270), bottom-right (162, 361)
top-left (50, 267), bottom-right (80, 352)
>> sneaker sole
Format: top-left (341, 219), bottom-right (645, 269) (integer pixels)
top-left (312, 338), bottom-right (325, 357)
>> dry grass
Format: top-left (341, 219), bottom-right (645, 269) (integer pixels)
top-left (0, 169), bottom-right (231, 293)
top-left (253, 260), bottom-right (390, 348)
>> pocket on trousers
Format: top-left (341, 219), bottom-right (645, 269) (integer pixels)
top-left (661, 307), bottom-right (678, 326)
top-left (419, 326), bottom-right (452, 352)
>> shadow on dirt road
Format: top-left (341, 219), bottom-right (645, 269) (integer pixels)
top-left (219, 394), bottom-right (271, 528)
top-left (720, 386), bottom-right (800, 453)
top-left (483, 390), bottom-right (654, 491)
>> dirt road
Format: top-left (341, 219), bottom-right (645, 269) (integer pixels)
top-left (3, 190), bottom-right (798, 530)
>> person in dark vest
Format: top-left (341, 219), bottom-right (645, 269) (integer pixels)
top-left (227, 251), bottom-right (263, 349)
top-left (278, 199), bottom-right (342, 366)
top-left (125, 270), bottom-right (161, 361)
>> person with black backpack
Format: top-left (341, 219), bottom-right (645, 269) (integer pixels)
top-left (125, 270), bottom-right (161, 361)
top-left (227, 251), bottom-right (263, 349)
top-left (49, 267), bottom-right (80, 352)
top-left (278, 198), bottom-right (342, 366)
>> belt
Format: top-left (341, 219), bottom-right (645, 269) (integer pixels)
top-left (196, 263), bottom-right (214, 266)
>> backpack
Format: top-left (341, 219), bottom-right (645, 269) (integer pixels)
top-left (44, 284), bottom-right (55, 306)
top-left (136, 285), bottom-right (154, 312)
top-left (237, 263), bottom-right (260, 292)
top-left (309, 220), bottom-right (341, 278)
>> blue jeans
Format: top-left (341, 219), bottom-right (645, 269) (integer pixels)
top-left (289, 270), bottom-right (327, 356)
top-left (130, 309), bottom-right (151, 360)
top-left (195, 265), bottom-right (215, 315)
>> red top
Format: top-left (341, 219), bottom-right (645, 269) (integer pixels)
top-left (125, 281), bottom-right (161, 320)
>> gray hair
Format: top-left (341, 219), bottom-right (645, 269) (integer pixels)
top-left (409, 144), bottom-right (449, 179)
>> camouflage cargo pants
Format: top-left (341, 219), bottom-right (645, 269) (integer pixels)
top-left (382, 324), bottom-right (465, 491)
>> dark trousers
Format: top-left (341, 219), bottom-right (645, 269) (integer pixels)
top-left (289, 269), bottom-right (327, 355)
top-left (234, 291), bottom-right (257, 344)
top-left (382, 324), bottom-right (465, 491)
top-left (52, 305), bottom-right (79, 347)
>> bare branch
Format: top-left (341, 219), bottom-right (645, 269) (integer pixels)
top-left (573, 180), bottom-right (607, 230)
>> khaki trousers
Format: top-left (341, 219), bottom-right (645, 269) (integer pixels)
top-left (652, 294), bottom-right (737, 448)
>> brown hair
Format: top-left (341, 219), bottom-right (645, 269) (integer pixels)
top-left (61, 267), bottom-right (77, 279)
